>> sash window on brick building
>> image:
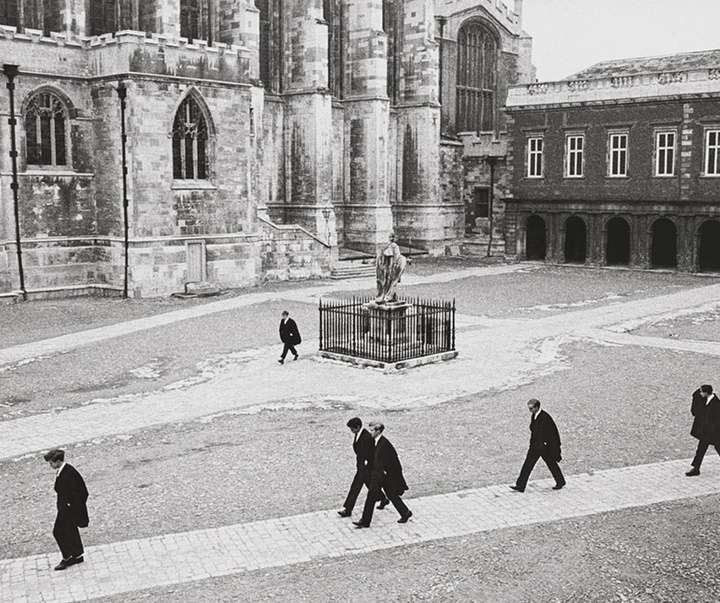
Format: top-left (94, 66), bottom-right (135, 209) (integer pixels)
top-left (565, 134), bottom-right (584, 178)
top-left (608, 132), bottom-right (628, 177)
top-left (705, 129), bottom-right (720, 176)
top-left (527, 136), bottom-right (543, 178)
top-left (25, 91), bottom-right (67, 167)
top-left (655, 131), bottom-right (676, 176)
top-left (456, 22), bottom-right (497, 133)
top-left (172, 96), bottom-right (209, 180)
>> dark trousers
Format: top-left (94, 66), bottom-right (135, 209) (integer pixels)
top-left (343, 469), bottom-right (388, 512)
top-left (692, 439), bottom-right (720, 469)
top-left (280, 342), bottom-right (297, 359)
top-left (516, 447), bottom-right (565, 489)
top-left (343, 468), bottom-right (369, 512)
top-left (53, 512), bottom-right (84, 559)
top-left (360, 487), bottom-right (409, 526)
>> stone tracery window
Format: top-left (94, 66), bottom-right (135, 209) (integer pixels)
top-left (323, 0), bottom-right (343, 98)
top-left (25, 91), bottom-right (68, 167)
top-left (90, 0), bottom-right (117, 35)
top-left (383, 0), bottom-right (401, 103)
top-left (172, 95), bottom-right (209, 180)
top-left (456, 22), bottom-right (497, 133)
top-left (255, 0), bottom-right (282, 92)
top-left (0, 0), bottom-right (19, 28)
top-left (180, 0), bottom-right (212, 45)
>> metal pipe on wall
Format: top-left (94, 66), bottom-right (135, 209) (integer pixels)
top-left (3, 64), bottom-right (26, 300)
top-left (116, 80), bottom-right (130, 299)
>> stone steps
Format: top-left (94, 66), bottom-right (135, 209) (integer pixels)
top-left (330, 260), bottom-right (376, 279)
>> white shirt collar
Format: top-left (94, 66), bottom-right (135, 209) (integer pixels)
top-left (56, 461), bottom-right (67, 476)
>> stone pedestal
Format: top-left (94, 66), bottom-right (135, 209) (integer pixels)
top-left (363, 300), bottom-right (411, 343)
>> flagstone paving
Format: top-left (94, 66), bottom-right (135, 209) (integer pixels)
top-left (1, 459), bottom-right (718, 603)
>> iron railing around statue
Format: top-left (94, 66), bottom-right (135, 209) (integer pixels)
top-left (319, 296), bottom-right (456, 364)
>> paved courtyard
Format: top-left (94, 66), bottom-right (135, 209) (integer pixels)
top-left (2, 263), bottom-right (720, 602)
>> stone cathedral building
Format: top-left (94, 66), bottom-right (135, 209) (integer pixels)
top-left (0, 0), bottom-right (533, 298)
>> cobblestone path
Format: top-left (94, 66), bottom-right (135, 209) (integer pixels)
top-left (2, 459), bottom-right (718, 603)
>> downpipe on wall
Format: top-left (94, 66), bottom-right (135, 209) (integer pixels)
top-left (116, 79), bottom-right (130, 299)
top-left (3, 64), bottom-right (27, 300)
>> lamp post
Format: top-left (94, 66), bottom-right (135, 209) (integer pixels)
top-left (3, 64), bottom-right (26, 300)
top-left (116, 80), bottom-right (129, 298)
top-left (321, 206), bottom-right (331, 245)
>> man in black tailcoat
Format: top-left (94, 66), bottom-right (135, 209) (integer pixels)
top-left (510, 398), bottom-right (566, 492)
top-left (353, 421), bottom-right (412, 528)
top-left (278, 310), bottom-right (301, 364)
top-left (338, 417), bottom-right (388, 518)
top-left (44, 448), bottom-right (89, 570)
top-left (686, 384), bottom-right (720, 476)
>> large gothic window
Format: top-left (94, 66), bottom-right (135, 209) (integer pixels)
top-left (172, 96), bottom-right (209, 180)
top-left (180, 0), bottom-right (212, 45)
top-left (383, 0), bottom-right (401, 103)
top-left (0, 0), bottom-right (19, 28)
top-left (90, 0), bottom-right (117, 35)
top-left (323, 0), bottom-right (343, 97)
top-left (25, 91), bottom-right (68, 167)
top-left (255, 0), bottom-right (282, 92)
top-left (456, 22), bottom-right (497, 133)
top-left (42, 0), bottom-right (61, 35)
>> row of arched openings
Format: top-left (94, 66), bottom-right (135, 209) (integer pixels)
top-left (21, 88), bottom-right (210, 181)
top-left (526, 216), bottom-right (720, 271)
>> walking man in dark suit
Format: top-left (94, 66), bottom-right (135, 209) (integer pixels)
top-left (44, 448), bottom-right (89, 570)
top-left (338, 418), bottom-right (389, 517)
top-left (686, 384), bottom-right (720, 476)
top-left (510, 399), bottom-right (566, 492)
top-left (353, 421), bottom-right (412, 528)
top-left (278, 310), bottom-right (301, 364)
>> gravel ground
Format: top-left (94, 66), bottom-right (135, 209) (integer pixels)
top-left (630, 304), bottom-right (720, 343)
top-left (3, 263), bottom-right (720, 601)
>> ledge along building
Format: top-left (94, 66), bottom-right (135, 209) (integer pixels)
top-left (504, 50), bottom-right (720, 272)
top-left (0, 0), bottom-right (534, 298)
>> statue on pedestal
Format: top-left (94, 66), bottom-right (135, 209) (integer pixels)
top-left (375, 232), bottom-right (407, 304)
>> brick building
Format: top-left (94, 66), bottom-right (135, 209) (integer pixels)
top-left (504, 50), bottom-right (720, 272)
top-left (0, 0), bottom-right (533, 298)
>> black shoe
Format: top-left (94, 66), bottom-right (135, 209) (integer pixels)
top-left (337, 509), bottom-right (351, 518)
top-left (552, 483), bottom-right (565, 490)
top-left (686, 468), bottom-right (700, 476)
top-left (509, 485), bottom-right (525, 492)
top-left (278, 358), bottom-right (284, 365)
top-left (398, 510), bottom-right (413, 524)
top-left (54, 559), bottom-right (71, 571)
top-left (377, 498), bottom-right (389, 510)
top-left (293, 354), bottom-right (299, 361)
top-left (69, 556), bottom-right (84, 566)
top-left (352, 521), bottom-right (369, 529)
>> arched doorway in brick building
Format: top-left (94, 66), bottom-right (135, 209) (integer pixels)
top-left (650, 218), bottom-right (677, 268)
top-left (606, 217), bottom-right (630, 266)
top-left (526, 215), bottom-right (546, 260)
top-left (564, 216), bottom-right (586, 263)
top-left (698, 219), bottom-right (720, 272)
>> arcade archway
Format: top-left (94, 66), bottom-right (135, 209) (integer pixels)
top-left (606, 217), bottom-right (630, 266)
top-left (698, 220), bottom-right (720, 272)
top-left (526, 215), bottom-right (546, 260)
top-left (564, 216), bottom-right (586, 264)
top-left (650, 218), bottom-right (677, 268)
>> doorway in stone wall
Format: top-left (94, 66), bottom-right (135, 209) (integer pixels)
top-left (564, 216), bottom-right (587, 263)
top-left (186, 241), bottom-right (207, 282)
top-left (698, 219), bottom-right (720, 272)
top-left (650, 218), bottom-right (677, 268)
top-left (526, 215), bottom-right (546, 260)
top-left (606, 217), bottom-right (630, 266)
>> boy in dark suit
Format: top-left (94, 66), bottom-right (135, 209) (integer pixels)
top-left (44, 448), bottom-right (89, 570)
top-left (686, 384), bottom-right (720, 476)
top-left (338, 417), bottom-right (388, 517)
top-left (278, 310), bottom-right (301, 364)
top-left (510, 398), bottom-right (566, 492)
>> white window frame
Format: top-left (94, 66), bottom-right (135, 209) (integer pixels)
top-left (654, 130), bottom-right (676, 177)
top-left (526, 136), bottom-right (544, 178)
top-left (565, 134), bottom-right (584, 178)
top-left (705, 128), bottom-right (720, 176)
top-left (607, 131), bottom-right (628, 177)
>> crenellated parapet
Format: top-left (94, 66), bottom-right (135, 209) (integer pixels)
top-left (0, 25), bottom-right (252, 83)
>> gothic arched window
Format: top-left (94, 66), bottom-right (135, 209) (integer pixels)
top-left (180, 0), bottom-right (212, 45)
top-left (42, 0), bottom-right (61, 35)
top-left (456, 22), bottom-right (497, 133)
top-left (90, 0), bottom-right (116, 35)
top-left (0, 0), bottom-right (19, 28)
top-left (255, 0), bottom-right (282, 92)
top-left (323, 0), bottom-right (343, 97)
top-left (383, 0), bottom-right (400, 103)
top-left (25, 91), bottom-right (68, 166)
top-left (172, 96), bottom-right (209, 180)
